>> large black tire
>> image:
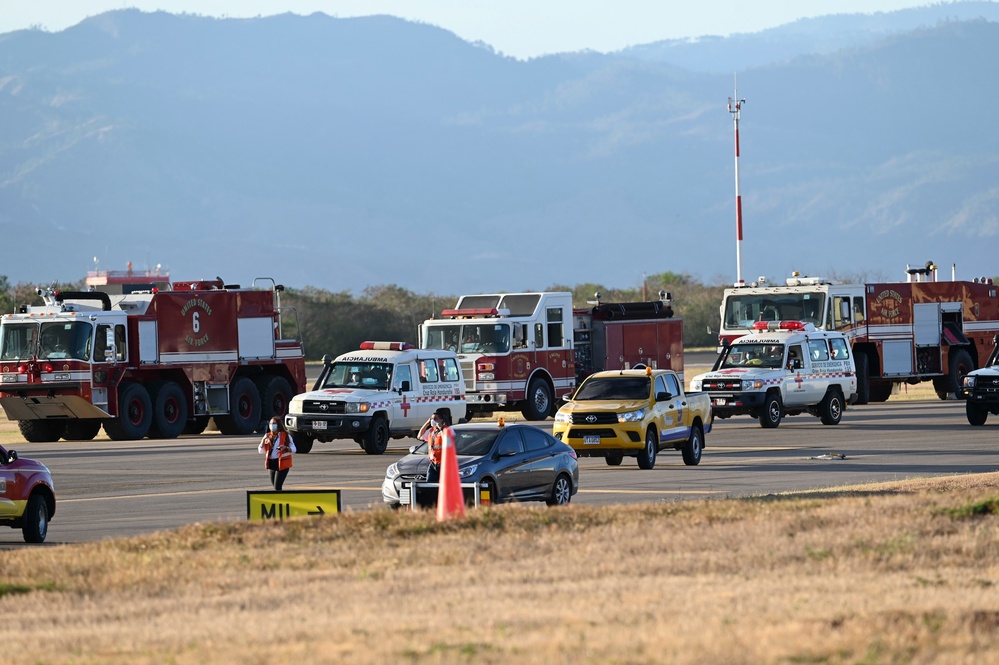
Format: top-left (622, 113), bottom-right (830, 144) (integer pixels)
top-left (637, 426), bottom-right (658, 469)
top-left (254, 375), bottom-right (294, 433)
top-left (21, 494), bottom-right (49, 543)
top-left (18, 420), bottom-right (65, 443)
top-left (605, 451), bottom-right (624, 466)
top-left (63, 420), bottom-right (102, 441)
top-left (758, 392), bottom-right (783, 428)
top-left (103, 383), bottom-right (153, 441)
top-left (521, 378), bottom-right (553, 421)
top-left (854, 353), bottom-right (870, 405)
top-left (937, 349), bottom-right (974, 401)
top-left (868, 381), bottom-right (894, 403)
top-left (216, 377), bottom-right (261, 435)
top-left (546, 473), bottom-right (573, 506)
top-left (295, 433), bottom-right (315, 454)
top-left (681, 423), bottom-right (703, 466)
top-left (363, 416), bottom-right (389, 455)
top-left (819, 389), bottom-right (844, 426)
top-left (966, 402), bottom-right (989, 426)
top-left (148, 381), bottom-right (188, 440)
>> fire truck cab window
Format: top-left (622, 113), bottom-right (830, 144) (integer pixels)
top-left (0, 324), bottom-right (36, 361)
top-left (546, 307), bottom-right (564, 348)
top-left (513, 325), bottom-right (527, 349)
top-left (94, 324), bottom-right (126, 362)
top-left (853, 297), bottom-right (866, 323)
top-left (534, 323), bottom-right (544, 349)
top-left (832, 296), bottom-right (852, 329)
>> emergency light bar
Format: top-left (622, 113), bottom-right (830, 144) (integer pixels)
top-left (751, 320), bottom-right (810, 332)
top-left (360, 341), bottom-right (414, 351)
top-left (440, 307), bottom-right (511, 318)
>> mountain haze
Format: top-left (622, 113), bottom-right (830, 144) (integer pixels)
top-left (0, 6), bottom-right (996, 294)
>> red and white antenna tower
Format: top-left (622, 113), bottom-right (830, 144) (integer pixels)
top-left (728, 78), bottom-right (746, 287)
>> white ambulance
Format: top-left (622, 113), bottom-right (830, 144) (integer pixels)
top-left (284, 341), bottom-right (466, 454)
top-left (690, 321), bottom-right (858, 428)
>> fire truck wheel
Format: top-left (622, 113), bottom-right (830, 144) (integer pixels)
top-left (935, 349), bottom-right (974, 401)
top-left (295, 434), bottom-right (315, 454)
top-left (216, 377), bottom-right (261, 436)
top-left (254, 376), bottom-right (294, 433)
top-left (966, 402), bottom-right (988, 426)
top-left (868, 381), bottom-right (893, 403)
top-left (104, 383), bottom-right (153, 440)
top-left (758, 392), bottom-right (783, 428)
top-left (682, 423), bottom-right (703, 465)
top-left (148, 382), bottom-right (189, 439)
top-left (363, 416), bottom-right (389, 455)
top-left (604, 451), bottom-right (624, 466)
top-left (637, 426), bottom-right (658, 469)
top-left (63, 420), bottom-right (102, 441)
top-left (521, 378), bottom-right (552, 421)
top-left (18, 420), bottom-right (65, 443)
top-left (21, 494), bottom-right (49, 544)
top-left (854, 354), bottom-right (870, 405)
top-left (183, 417), bottom-right (211, 435)
top-left (819, 389), bottom-right (844, 426)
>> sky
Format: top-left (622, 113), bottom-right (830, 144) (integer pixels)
top-left (1, 0), bottom-right (944, 59)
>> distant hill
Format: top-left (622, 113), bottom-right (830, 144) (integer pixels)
top-left (0, 6), bottom-right (997, 294)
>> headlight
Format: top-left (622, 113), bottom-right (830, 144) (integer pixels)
top-left (345, 402), bottom-right (370, 414)
top-left (618, 408), bottom-right (646, 423)
top-left (963, 376), bottom-right (976, 388)
top-left (458, 463), bottom-right (479, 479)
top-left (743, 380), bottom-right (763, 390)
top-left (479, 373), bottom-right (495, 381)
top-left (386, 463), bottom-right (400, 478)
top-left (554, 410), bottom-right (571, 423)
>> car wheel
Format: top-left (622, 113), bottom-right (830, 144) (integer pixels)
top-left (295, 434), bottom-right (315, 454)
top-left (637, 426), bottom-right (657, 469)
top-left (681, 423), bottom-right (703, 466)
top-left (758, 392), bottom-right (782, 429)
top-left (104, 383), bottom-right (153, 440)
top-left (967, 402), bottom-right (988, 426)
top-left (363, 416), bottom-right (389, 455)
top-left (605, 451), bottom-right (624, 466)
top-left (21, 494), bottom-right (49, 543)
top-left (521, 378), bottom-right (552, 421)
top-left (819, 390), bottom-right (843, 426)
top-left (546, 473), bottom-right (573, 506)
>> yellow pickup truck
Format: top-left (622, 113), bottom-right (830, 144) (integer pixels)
top-left (552, 367), bottom-right (712, 469)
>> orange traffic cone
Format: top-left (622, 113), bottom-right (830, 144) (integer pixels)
top-left (436, 426), bottom-right (465, 522)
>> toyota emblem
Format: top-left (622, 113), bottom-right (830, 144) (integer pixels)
top-left (320, 403), bottom-right (329, 411)
top-left (585, 415), bottom-right (597, 423)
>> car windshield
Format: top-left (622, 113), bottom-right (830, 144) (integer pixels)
top-left (574, 376), bottom-right (650, 401)
top-left (720, 343), bottom-right (786, 369)
top-left (1, 321), bottom-right (94, 361)
top-left (723, 292), bottom-right (826, 330)
top-left (320, 362), bottom-right (393, 389)
top-left (423, 323), bottom-right (511, 354)
top-left (411, 429), bottom-right (500, 457)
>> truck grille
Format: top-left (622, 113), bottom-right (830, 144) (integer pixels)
top-left (973, 375), bottom-right (999, 393)
top-left (702, 379), bottom-right (742, 392)
top-left (565, 428), bottom-right (619, 439)
top-left (301, 400), bottom-right (347, 414)
top-left (461, 360), bottom-right (475, 391)
top-left (568, 412), bottom-right (619, 425)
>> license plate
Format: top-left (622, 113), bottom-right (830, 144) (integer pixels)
top-left (713, 398), bottom-right (727, 406)
top-left (583, 435), bottom-right (600, 445)
top-left (312, 420), bottom-right (327, 430)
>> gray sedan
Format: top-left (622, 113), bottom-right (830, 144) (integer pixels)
top-left (382, 422), bottom-right (578, 507)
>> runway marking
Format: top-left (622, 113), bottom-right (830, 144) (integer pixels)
top-left (58, 485), bottom-right (385, 503)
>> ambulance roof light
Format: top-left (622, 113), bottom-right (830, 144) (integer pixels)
top-left (360, 341), bottom-right (414, 351)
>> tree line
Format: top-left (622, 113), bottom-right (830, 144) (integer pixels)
top-left (0, 273), bottom-right (725, 360)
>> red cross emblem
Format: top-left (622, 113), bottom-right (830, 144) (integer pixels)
top-left (400, 397), bottom-right (411, 416)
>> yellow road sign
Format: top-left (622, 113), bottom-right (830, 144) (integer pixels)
top-left (246, 490), bottom-right (341, 522)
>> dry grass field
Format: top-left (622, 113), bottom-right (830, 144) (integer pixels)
top-left (1, 472), bottom-right (998, 664)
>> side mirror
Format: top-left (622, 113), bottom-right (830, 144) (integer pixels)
top-left (561, 393), bottom-right (573, 403)
top-left (656, 391), bottom-right (672, 401)
top-left (408, 444), bottom-right (419, 454)
top-left (790, 359), bottom-right (803, 370)
top-left (400, 380), bottom-right (411, 392)
top-left (497, 442), bottom-right (518, 457)
top-left (8, 450), bottom-right (17, 462)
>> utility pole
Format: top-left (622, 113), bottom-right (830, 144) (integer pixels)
top-left (728, 78), bottom-right (746, 287)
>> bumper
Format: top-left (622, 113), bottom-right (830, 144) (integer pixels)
top-left (553, 423), bottom-right (646, 451)
top-left (959, 389), bottom-right (999, 405)
top-left (704, 392), bottom-right (766, 416)
top-left (466, 392), bottom-right (508, 407)
top-left (285, 413), bottom-right (372, 438)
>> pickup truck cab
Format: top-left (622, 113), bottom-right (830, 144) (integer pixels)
top-left (285, 341), bottom-right (466, 454)
top-left (691, 320), bottom-right (858, 428)
top-left (0, 444), bottom-right (55, 543)
top-left (959, 333), bottom-right (999, 426)
top-left (552, 366), bottom-right (712, 469)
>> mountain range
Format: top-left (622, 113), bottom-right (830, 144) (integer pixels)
top-left (1, 3), bottom-right (997, 294)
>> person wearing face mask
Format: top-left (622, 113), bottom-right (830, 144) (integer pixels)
top-left (258, 416), bottom-right (296, 490)
top-left (417, 408), bottom-right (451, 485)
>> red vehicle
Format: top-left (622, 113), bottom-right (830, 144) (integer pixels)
top-left (718, 262), bottom-right (999, 402)
top-left (0, 274), bottom-right (306, 442)
top-left (420, 291), bottom-right (682, 420)
top-left (0, 443), bottom-right (55, 542)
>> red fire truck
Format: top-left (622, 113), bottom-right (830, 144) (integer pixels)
top-left (0, 274), bottom-right (306, 442)
top-left (420, 291), bottom-right (682, 420)
top-left (718, 261), bottom-right (999, 403)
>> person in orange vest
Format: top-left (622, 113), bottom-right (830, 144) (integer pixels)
top-left (258, 416), bottom-right (296, 490)
top-left (417, 408), bottom-right (451, 485)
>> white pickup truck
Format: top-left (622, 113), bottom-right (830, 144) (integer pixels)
top-left (284, 341), bottom-right (466, 454)
top-left (691, 321), bottom-right (858, 428)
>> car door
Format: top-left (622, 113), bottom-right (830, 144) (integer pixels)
top-left (519, 426), bottom-right (558, 496)
top-left (782, 343), bottom-right (810, 407)
top-left (0, 454), bottom-right (19, 517)
top-left (654, 373), bottom-right (686, 445)
top-left (491, 428), bottom-right (533, 500)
